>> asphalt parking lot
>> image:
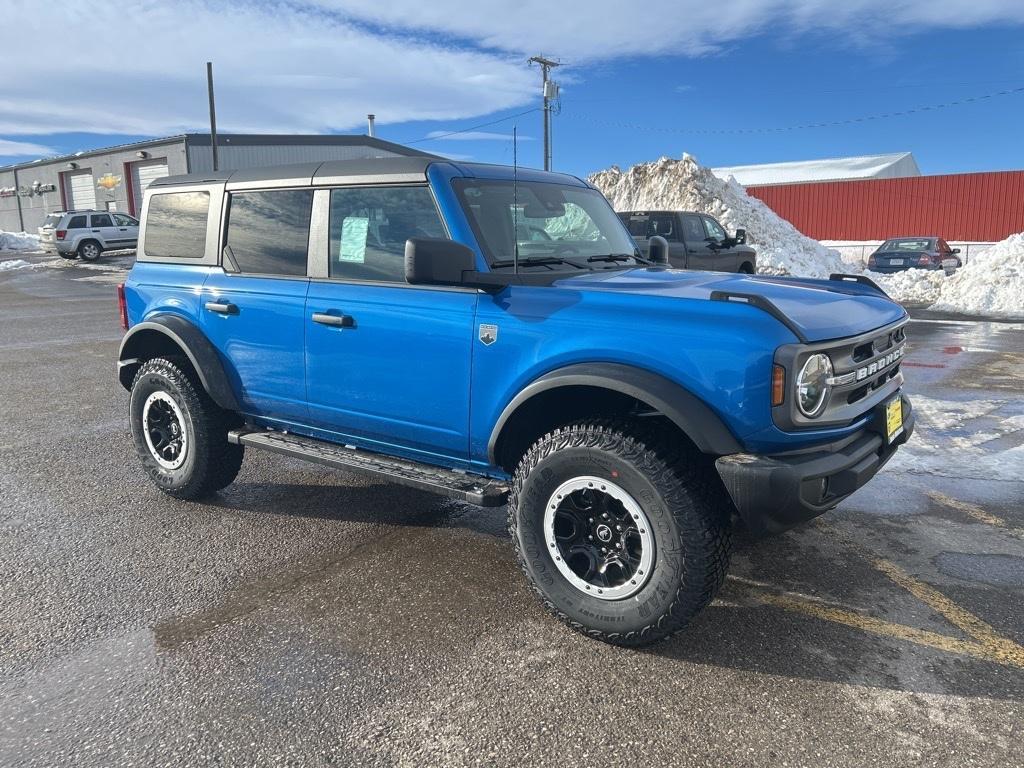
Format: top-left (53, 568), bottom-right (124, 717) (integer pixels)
top-left (1, 252), bottom-right (1022, 767)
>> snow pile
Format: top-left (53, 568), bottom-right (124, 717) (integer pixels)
top-left (930, 233), bottom-right (1024, 318)
top-left (590, 154), bottom-right (858, 279)
top-left (870, 232), bottom-right (1024, 318)
top-left (0, 230), bottom-right (40, 251)
top-left (0, 259), bottom-right (34, 271)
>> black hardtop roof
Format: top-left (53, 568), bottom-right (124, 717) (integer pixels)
top-left (151, 156), bottom-right (589, 189)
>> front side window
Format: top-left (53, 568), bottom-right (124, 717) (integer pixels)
top-left (113, 213), bottom-right (138, 227)
top-left (144, 191), bottom-right (210, 259)
top-left (702, 216), bottom-right (726, 243)
top-left (224, 190), bottom-right (313, 276)
top-left (454, 180), bottom-right (638, 271)
top-left (328, 186), bottom-right (445, 282)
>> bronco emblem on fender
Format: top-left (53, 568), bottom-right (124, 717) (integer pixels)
top-left (479, 324), bottom-right (498, 346)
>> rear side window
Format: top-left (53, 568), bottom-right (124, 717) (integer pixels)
top-left (648, 214), bottom-right (675, 239)
top-left (144, 192), bottom-right (210, 259)
top-left (66, 215), bottom-right (87, 229)
top-left (91, 213), bottom-right (113, 227)
top-left (224, 190), bottom-right (314, 276)
top-left (681, 215), bottom-right (704, 242)
top-left (328, 186), bottom-right (445, 282)
top-left (622, 214), bottom-right (649, 238)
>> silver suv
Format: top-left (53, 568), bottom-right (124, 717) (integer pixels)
top-left (39, 210), bottom-right (139, 261)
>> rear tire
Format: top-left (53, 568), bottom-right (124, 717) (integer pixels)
top-left (129, 357), bottom-right (244, 499)
top-left (77, 240), bottom-right (102, 261)
top-left (509, 421), bottom-right (732, 646)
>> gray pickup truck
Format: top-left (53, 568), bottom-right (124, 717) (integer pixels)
top-left (619, 210), bottom-right (757, 274)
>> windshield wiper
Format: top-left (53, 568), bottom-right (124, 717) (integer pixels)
top-left (587, 253), bottom-right (652, 266)
top-left (490, 255), bottom-right (586, 270)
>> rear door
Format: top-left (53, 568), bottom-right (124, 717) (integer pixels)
top-left (88, 212), bottom-right (120, 249)
top-left (200, 188), bottom-right (313, 424)
top-left (681, 214), bottom-right (714, 269)
top-left (303, 184), bottom-right (477, 463)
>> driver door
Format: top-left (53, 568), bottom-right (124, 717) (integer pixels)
top-left (681, 214), bottom-right (714, 270)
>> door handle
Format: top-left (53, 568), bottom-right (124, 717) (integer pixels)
top-left (205, 301), bottom-right (238, 315)
top-left (92, 229), bottom-right (100, 232)
top-left (312, 312), bottom-right (354, 328)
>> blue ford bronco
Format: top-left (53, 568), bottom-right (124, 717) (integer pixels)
top-left (117, 157), bottom-right (914, 646)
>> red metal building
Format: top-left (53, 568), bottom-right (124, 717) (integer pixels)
top-left (747, 170), bottom-right (1024, 242)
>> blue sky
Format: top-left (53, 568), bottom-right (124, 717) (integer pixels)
top-left (3, 1), bottom-right (1023, 178)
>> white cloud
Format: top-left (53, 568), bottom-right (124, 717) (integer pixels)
top-left (0, 138), bottom-right (55, 156)
top-left (312, 0), bottom-right (1024, 59)
top-left (2, 0), bottom-right (1022, 141)
top-left (0, 0), bottom-right (534, 137)
top-left (425, 131), bottom-right (534, 141)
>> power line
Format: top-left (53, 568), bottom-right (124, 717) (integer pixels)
top-left (406, 108), bottom-right (542, 144)
top-left (563, 85), bottom-right (1024, 135)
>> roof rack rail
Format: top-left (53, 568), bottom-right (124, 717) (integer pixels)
top-left (829, 273), bottom-right (888, 296)
top-left (709, 290), bottom-right (808, 343)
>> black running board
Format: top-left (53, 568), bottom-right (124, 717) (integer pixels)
top-left (228, 428), bottom-right (509, 507)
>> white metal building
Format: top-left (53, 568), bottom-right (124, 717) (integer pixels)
top-left (712, 152), bottom-right (921, 187)
top-left (0, 134), bottom-right (436, 232)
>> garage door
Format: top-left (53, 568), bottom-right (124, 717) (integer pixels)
top-left (130, 159), bottom-right (169, 214)
top-left (65, 169), bottom-right (96, 211)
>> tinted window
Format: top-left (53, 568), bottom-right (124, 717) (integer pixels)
top-left (91, 213), bottom-right (113, 227)
top-left (681, 215), bottom-right (704, 242)
top-left (328, 186), bottom-right (444, 282)
top-left (67, 215), bottom-right (87, 229)
top-left (224, 190), bottom-right (313, 276)
top-left (703, 216), bottom-right (726, 242)
top-left (621, 214), bottom-right (649, 238)
top-left (113, 213), bottom-right (138, 227)
top-left (144, 192), bottom-right (210, 259)
top-left (648, 214), bottom-right (675, 239)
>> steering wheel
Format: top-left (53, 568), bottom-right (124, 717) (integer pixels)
top-left (528, 226), bottom-right (552, 241)
top-left (554, 243), bottom-right (580, 256)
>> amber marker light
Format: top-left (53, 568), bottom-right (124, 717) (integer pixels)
top-left (772, 364), bottom-right (786, 406)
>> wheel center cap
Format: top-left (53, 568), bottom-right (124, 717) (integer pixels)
top-left (596, 524), bottom-right (613, 543)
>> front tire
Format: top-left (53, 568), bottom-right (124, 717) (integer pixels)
top-left (509, 422), bottom-right (732, 646)
top-left (77, 240), bottom-right (101, 261)
top-left (129, 357), bottom-right (243, 499)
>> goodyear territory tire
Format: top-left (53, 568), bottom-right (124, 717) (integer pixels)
top-left (77, 240), bottom-right (101, 261)
top-left (509, 421), bottom-right (731, 646)
top-left (129, 357), bottom-right (244, 499)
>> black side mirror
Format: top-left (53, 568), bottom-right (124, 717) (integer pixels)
top-left (735, 228), bottom-right (746, 245)
top-left (405, 238), bottom-right (477, 286)
top-left (952, 247), bottom-right (961, 254)
top-left (648, 235), bottom-right (670, 265)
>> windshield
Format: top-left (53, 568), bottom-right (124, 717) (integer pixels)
top-left (454, 179), bottom-right (640, 270)
top-left (881, 238), bottom-right (934, 252)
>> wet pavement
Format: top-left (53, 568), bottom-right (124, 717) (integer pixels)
top-left (1, 252), bottom-right (1022, 767)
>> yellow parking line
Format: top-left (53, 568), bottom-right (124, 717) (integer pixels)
top-left (871, 558), bottom-right (1024, 668)
top-left (927, 491), bottom-right (1021, 536)
top-left (753, 590), bottom-right (1021, 667)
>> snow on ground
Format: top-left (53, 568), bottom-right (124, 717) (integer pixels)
top-left (870, 232), bottom-right (1024, 319)
top-left (0, 259), bottom-right (34, 271)
top-left (0, 230), bottom-right (40, 251)
top-left (590, 154), bottom-right (859, 279)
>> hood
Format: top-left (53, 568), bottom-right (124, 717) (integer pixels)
top-left (555, 268), bottom-right (906, 343)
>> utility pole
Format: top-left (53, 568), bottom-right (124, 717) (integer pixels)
top-left (528, 56), bottom-right (560, 171)
top-left (206, 61), bottom-right (219, 171)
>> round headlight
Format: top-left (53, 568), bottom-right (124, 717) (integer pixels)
top-left (796, 354), bottom-right (833, 417)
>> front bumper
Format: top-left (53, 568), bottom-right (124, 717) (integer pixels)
top-left (716, 394), bottom-right (914, 535)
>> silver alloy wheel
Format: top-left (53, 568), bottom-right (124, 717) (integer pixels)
top-left (80, 242), bottom-right (99, 260)
top-left (142, 391), bottom-right (188, 469)
top-left (543, 476), bottom-right (655, 600)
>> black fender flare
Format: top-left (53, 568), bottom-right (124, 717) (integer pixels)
top-left (117, 314), bottom-right (240, 411)
top-left (487, 362), bottom-right (743, 464)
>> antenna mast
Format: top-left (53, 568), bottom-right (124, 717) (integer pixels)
top-left (513, 126), bottom-right (520, 275)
